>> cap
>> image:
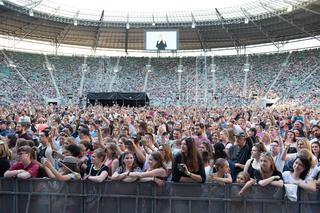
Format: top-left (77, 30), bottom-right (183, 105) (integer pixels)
top-left (235, 132), bottom-right (246, 138)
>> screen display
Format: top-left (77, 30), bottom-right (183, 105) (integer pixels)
top-left (145, 30), bottom-right (178, 51)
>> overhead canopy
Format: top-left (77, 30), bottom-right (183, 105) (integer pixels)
top-left (87, 92), bottom-right (149, 107)
top-left (0, 0), bottom-right (319, 51)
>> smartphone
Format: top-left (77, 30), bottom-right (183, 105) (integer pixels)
top-left (177, 164), bottom-right (185, 172)
top-left (124, 140), bottom-right (133, 146)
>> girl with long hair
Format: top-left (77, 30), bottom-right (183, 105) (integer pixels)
top-left (243, 143), bottom-right (266, 178)
top-left (129, 151), bottom-right (167, 185)
top-left (110, 151), bottom-right (141, 182)
top-left (104, 143), bottom-right (120, 175)
top-left (282, 156), bottom-right (316, 191)
top-left (172, 137), bottom-right (206, 183)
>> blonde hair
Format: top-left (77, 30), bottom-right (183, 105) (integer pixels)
top-left (297, 138), bottom-right (311, 152)
top-left (0, 141), bottom-right (11, 160)
top-left (215, 158), bottom-right (228, 171)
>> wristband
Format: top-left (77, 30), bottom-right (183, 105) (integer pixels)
top-left (188, 172), bottom-right (192, 177)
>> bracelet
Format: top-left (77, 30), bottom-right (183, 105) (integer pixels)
top-left (188, 172), bottom-right (192, 177)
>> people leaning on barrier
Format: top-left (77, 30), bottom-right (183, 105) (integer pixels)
top-left (4, 145), bottom-right (39, 179)
top-left (42, 156), bottom-right (81, 181)
top-left (253, 152), bottom-right (284, 187)
top-left (83, 148), bottom-right (109, 183)
top-left (129, 151), bottom-right (167, 185)
top-left (238, 152), bottom-right (283, 196)
top-left (243, 143), bottom-right (267, 178)
top-left (172, 137), bottom-right (206, 183)
top-left (282, 155), bottom-right (316, 192)
top-left (110, 151), bottom-right (142, 182)
top-left (210, 158), bottom-right (232, 185)
top-left (236, 171), bottom-right (250, 184)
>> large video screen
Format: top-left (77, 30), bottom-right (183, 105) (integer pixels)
top-left (145, 30), bottom-right (178, 51)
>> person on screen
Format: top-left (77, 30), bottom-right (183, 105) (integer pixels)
top-left (156, 34), bottom-right (167, 50)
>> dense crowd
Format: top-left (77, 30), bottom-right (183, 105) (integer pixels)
top-left (0, 48), bottom-right (319, 107)
top-left (0, 104), bottom-right (319, 197)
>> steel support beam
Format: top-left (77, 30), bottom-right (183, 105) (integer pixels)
top-left (241, 7), bottom-right (280, 50)
top-left (260, 2), bottom-right (320, 43)
top-left (92, 10), bottom-right (105, 51)
top-left (215, 8), bottom-right (242, 49)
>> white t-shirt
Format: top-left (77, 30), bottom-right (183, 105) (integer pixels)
top-left (282, 171), bottom-right (312, 184)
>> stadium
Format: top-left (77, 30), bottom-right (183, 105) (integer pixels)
top-left (0, 0), bottom-right (320, 213)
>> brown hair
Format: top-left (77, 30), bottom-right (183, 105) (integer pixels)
top-left (181, 137), bottom-right (202, 172)
top-left (150, 151), bottom-right (166, 170)
top-left (254, 142), bottom-right (267, 153)
top-left (105, 143), bottom-right (120, 159)
top-left (160, 144), bottom-right (173, 163)
top-left (17, 145), bottom-right (37, 160)
top-left (122, 151), bottom-right (137, 171)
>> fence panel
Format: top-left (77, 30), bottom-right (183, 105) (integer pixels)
top-left (0, 179), bottom-right (319, 213)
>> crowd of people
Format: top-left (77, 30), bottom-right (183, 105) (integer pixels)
top-left (0, 103), bottom-right (319, 196)
top-left (0, 48), bottom-right (319, 107)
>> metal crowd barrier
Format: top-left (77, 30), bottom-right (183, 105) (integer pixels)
top-left (0, 179), bottom-right (319, 213)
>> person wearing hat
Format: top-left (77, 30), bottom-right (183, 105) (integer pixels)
top-left (42, 156), bottom-right (80, 181)
top-left (0, 120), bottom-right (10, 137)
top-left (229, 132), bottom-right (252, 177)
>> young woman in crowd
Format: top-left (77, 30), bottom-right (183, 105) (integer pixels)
top-left (172, 137), bottom-right (206, 183)
top-left (243, 143), bottom-right (266, 178)
top-left (37, 128), bottom-right (54, 164)
top-left (104, 143), bottom-right (120, 175)
top-left (0, 141), bottom-right (12, 177)
top-left (210, 158), bottom-right (232, 185)
top-left (158, 144), bottom-right (173, 176)
top-left (282, 156), bottom-right (316, 191)
top-left (236, 171), bottom-right (250, 184)
top-left (117, 137), bottom-right (127, 153)
top-left (4, 145), bottom-right (39, 179)
top-left (311, 141), bottom-right (320, 167)
top-left (198, 141), bottom-right (213, 161)
top-left (129, 151), bottom-right (167, 185)
top-left (110, 151), bottom-right (141, 182)
top-left (42, 156), bottom-right (81, 181)
top-left (253, 152), bottom-right (284, 187)
top-left (84, 148), bottom-right (109, 182)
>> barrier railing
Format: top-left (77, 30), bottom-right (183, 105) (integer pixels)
top-left (0, 179), bottom-right (319, 213)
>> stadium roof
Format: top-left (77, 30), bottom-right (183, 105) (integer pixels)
top-left (0, 0), bottom-right (320, 51)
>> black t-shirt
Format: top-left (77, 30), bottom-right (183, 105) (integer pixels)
top-left (234, 144), bottom-right (251, 175)
top-left (86, 164), bottom-right (109, 179)
top-left (0, 157), bottom-right (10, 177)
top-left (172, 152), bottom-right (206, 183)
top-left (253, 169), bottom-right (283, 182)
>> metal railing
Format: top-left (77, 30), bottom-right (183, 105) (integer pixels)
top-left (0, 179), bottom-right (319, 213)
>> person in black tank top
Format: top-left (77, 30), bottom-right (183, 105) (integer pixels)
top-left (243, 143), bottom-right (267, 178)
top-left (84, 148), bottom-right (109, 183)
